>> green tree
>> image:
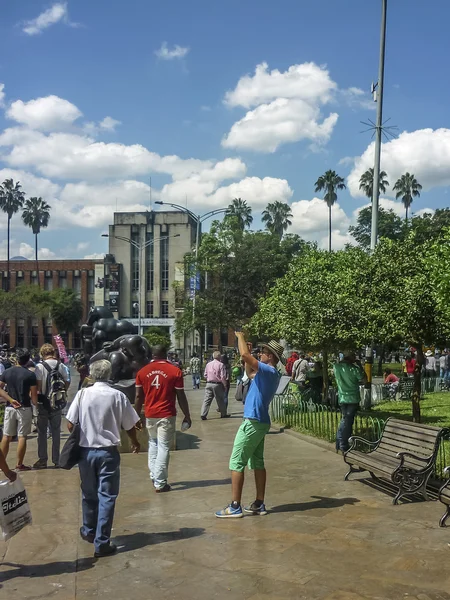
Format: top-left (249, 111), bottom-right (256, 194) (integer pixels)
top-left (143, 327), bottom-right (171, 349)
top-left (261, 201), bottom-right (293, 239)
top-left (392, 172), bottom-right (422, 223)
top-left (0, 179), bottom-right (25, 290)
top-left (49, 288), bottom-right (83, 335)
top-left (225, 198), bottom-right (253, 231)
top-left (409, 208), bottom-right (450, 246)
top-left (314, 170), bottom-right (346, 252)
top-left (359, 168), bottom-right (389, 200)
top-left (250, 246), bottom-right (372, 394)
top-left (349, 206), bottom-right (404, 249)
top-left (22, 197), bottom-right (51, 277)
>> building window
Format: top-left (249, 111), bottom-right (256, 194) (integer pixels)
top-left (131, 228), bottom-right (140, 292)
top-left (59, 271), bottom-right (67, 289)
top-left (44, 274), bottom-right (53, 291)
top-left (16, 273), bottom-right (24, 288)
top-left (17, 320), bottom-right (25, 348)
top-left (2, 274), bottom-right (8, 291)
top-left (146, 232), bottom-right (154, 292)
top-left (31, 271), bottom-right (38, 286)
top-left (44, 319), bottom-right (53, 344)
top-left (160, 237), bottom-right (169, 291)
top-left (73, 330), bottom-right (81, 349)
top-left (73, 275), bottom-right (81, 295)
top-left (146, 301), bottom-right (154, 318)
top-left (31, 326), bottom-right (39, 348)
top-left (161, 300), bottom-right (169, 318)
top-left (88, 274), bottom-right (95, 294)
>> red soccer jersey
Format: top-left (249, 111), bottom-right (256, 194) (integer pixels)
top-left (136, 360), bottom-right (184, 418)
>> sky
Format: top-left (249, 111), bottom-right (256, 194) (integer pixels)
top-left (1, 0), bottom-right (450, 260)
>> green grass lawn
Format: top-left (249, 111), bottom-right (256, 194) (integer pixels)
top-left (367, 391), bottom-right (450, 427)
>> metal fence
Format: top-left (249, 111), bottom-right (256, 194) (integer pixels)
top-left (271, 391), bottom-right (450, 481)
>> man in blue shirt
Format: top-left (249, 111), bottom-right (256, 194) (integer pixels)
top-left (216, 332), bottom-right (283, 518)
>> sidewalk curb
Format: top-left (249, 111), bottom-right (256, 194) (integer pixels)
top-left (273, 424), bottom-right (336, 453)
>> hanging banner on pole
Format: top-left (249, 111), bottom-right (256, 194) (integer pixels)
top-left (53, 334), bottom-right (68, 363)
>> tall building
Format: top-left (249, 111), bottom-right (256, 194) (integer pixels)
top-left (0, 257), bottom-right (103, 349)
top-left (105, 211), bottom-right (196, 353)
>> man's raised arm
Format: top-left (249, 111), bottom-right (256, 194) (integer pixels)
top-left (236, 332), bottom-right (259, 373)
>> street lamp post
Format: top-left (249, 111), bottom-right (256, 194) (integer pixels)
top-left (155, 201), bottom-right (229, 357)
top-left (101, 233), bottom-right (180, 335)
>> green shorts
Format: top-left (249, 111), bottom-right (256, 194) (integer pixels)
top-left (229, 419), bottom-right (270, 472)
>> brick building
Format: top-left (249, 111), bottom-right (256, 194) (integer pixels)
top-left (0, 258), bottom-right (103, 350)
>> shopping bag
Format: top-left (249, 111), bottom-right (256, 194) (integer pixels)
top-left (0, 475), bottom-right (32, 541)
top-left (59, 422), bottom-right (81, 470)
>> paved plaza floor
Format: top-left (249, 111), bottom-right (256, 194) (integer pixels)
top-left (1, 386), bottom-right (450, 599)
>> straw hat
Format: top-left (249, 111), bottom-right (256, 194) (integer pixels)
top-left (258, 340), bottom-right (286, 365)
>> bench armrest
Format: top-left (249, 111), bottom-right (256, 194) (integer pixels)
top-left (396, 451), bottom-right (433, 466)
top-left (348, 436), bottom-right (378, 453)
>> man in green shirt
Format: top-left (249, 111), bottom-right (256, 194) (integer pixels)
top-left (333, 351), bottom-right (367, 452)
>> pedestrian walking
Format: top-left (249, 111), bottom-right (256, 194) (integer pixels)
top-left (189, 353), bottom-right (201, 390)
top-left (33, 344), bottom-right (70, 469)
top-left (425, 350), bottom-right (436, 378)
top-left (0, 348), bottom-right (38, 471)
top-left (221, 354), bottom-right (231, 410)
top-left (291, 353), bottom-right (309, 390)
top-left (135, 346), bottom-right (192, 493)
top-left (201, 351), bottom-right (229, 420)
top-left (215, 334), bottom-right (283, 518)
top-left (439, 351), bottom-right (448, 379)
top-left (66, 359), bottom-right (141, 558)
top-left (334, 351), bottom-right (367, 453)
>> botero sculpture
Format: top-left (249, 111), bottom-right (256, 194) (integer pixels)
top-left (80, 307), bottom-right (151, 399)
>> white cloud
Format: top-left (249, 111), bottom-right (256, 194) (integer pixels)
top-left (76, 242), bottom-right (89, 251)
top-left (347, 128), bottom-right (450, 197)
top-left (222, 98), bottom-right (338, 153)
top-left (200, 105), bottom-right (211, 112)
top-left (22, 2), bottom-right (73, 36)
top-left (222, 62), bottom-right (339, 153)
top-left (83, 116), bottom-right (121, 136)
top-left (0, 240), bottom-right (56, 260)
top-left (6, 96), bottom-right (82, 131)
top-left (84, 253), bottom-right (105, 260)
top-left (0, 83), bottom-right (5, 108)
top-left (340, 87), bottom-right (376, 111)
top-left (155, 42), bottom-right (189, 60)
top-left (99, 116), bottom-right (121, 131)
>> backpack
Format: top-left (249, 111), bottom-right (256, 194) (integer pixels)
top-left (42, 361), bottom-right (68, 410)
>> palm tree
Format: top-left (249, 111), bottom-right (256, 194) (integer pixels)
top-left (359, 168), bottom-right (389, 200)
top-left (314, 170), bottom-right (346, 252)
top-left (22, 197), bottom-right (51, 279)
top-left (0, 179), bottom-right (25, 290)
top-left (261, 201), bottom-right (293, 239)
top-left (392, 172), bottom-right (422, 223)
top-left (225, 198), bottom-right (253, 231)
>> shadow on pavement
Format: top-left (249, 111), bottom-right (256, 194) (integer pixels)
top-left (0, 557), bottom-right (96, 586)
top-left (359, 477), bottom-right (437, 502)
top-left (171, 478), bottom-right (231, 490)
top-left (176, 432), bottom-right (202, 450)
top-left (270, 495), bottom-right (360, 513)
top-left (114, 527), bottom-right (205, 552)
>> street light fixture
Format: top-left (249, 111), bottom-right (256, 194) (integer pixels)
top-left (155, 201), bottom-right (229, 356)
top-left (101, 232), bottom-right (180, 335)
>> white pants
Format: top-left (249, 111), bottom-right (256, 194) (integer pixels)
top-left (146, 416), bottom-right (176, 489)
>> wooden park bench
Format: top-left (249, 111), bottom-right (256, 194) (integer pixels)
top-left (344, 418), bottom-right (449, 505)
top-left (438, 467), bottom-right (450, 527)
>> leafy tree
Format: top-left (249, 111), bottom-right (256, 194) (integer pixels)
top-left (22, 197), bottom-right (51, 276)
top-left (359, 168), bottom-right (389, 200)
top-left (314, 170), bottom-right (346, 252)
top-left (409, 208), bottom-right (450, 246)
top-left (250, 246), bottom-right (372, 394)
top-left (225, 198), bottom-right (253, 231)
top-left (49, 288), bottom-right (83, 334)
top-left (392, 172), bottom-right (422, 223)
top-left (0, 179), bottom-right (25, 290)
top-left (349, 206), bottom-right (404, 249)
top-left (0, 285), bottom-right (50, 322)
top-left (143, 327), bottom-right (171, 349)
top-left (262, 201), bottom-right (293, 239)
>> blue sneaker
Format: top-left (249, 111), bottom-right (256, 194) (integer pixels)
top-left (244, 501), bottom-right (268, 515)
top-left (215, 503), bottom-right (243, 518)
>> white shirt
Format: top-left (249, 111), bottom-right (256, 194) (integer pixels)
top-left (66, 382), bottom-right (139, 448)
top-left (35, 359), bottom-right (70, 395)
top-left (0, 363), bottom-right (4, 377)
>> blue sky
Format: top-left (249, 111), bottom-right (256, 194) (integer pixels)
top-left (1, 0), bottom-right (450, 259)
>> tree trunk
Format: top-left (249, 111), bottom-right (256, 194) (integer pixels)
top-left (377, 345), bottom-right (384, 377)
top-left (7, 216), bottom-right (11, 292)
top-left (405, 205), bottom-right (409, 226)
top-left (328, 205), bottom-right (332, 252)
top-left (322, 348), bottom-right (329, 404)
top-left (35, 233), bottom-right (39, 287)
top-left (412, 345), bottom-right (423, 423)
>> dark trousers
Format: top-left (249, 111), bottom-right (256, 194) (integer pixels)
top-left (79, 446), bottom-right (120, 552)
top-left (336, 403), bottom-right (359, 452)
top-left (37, 405), bottom-right (62, 465)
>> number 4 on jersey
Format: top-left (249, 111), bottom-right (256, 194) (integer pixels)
top-left (151, 374), bottom-right (161, 389)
